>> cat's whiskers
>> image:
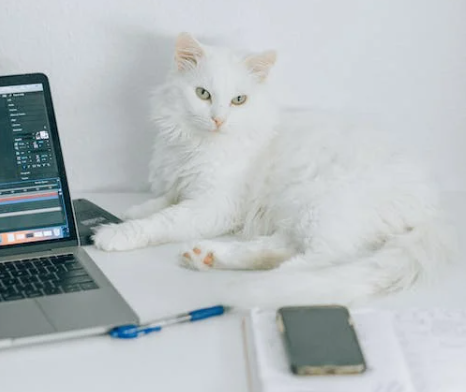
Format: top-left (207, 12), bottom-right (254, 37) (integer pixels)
top-left (189, 114), bottom-right (220, 133)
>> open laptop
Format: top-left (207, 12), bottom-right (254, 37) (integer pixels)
top-left (0, 73), bottom-right (139, 348)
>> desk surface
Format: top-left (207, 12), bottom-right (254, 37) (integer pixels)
top-left (1, 192), bottom-right (465, 392)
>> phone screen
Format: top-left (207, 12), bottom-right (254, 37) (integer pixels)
top-left (277, 306), bottom-right (366, 375)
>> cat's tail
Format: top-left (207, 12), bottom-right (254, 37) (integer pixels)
top-left (219, 219), bottom-right (456, 308)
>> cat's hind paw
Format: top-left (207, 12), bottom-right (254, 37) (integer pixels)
top-left (179, 245), bottom-right (216, 271)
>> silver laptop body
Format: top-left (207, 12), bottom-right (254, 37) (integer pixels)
top-left (0, 73), bottom-right (138, 348)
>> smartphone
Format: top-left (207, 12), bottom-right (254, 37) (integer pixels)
top-left (276, 305), bottom-right (366, 375)
top-left (72, 198), bottom-right (122, 245)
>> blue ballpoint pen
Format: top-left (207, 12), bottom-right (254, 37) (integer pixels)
top-left (109, 304), bottom-right (231, 339)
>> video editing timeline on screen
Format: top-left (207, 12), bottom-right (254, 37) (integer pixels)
top-left (0, 84), bottom-right (69, 247)
top-left (0, 179), bottom-right (67, 245)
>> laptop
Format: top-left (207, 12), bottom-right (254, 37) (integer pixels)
top-left (0, 73), bottom-right (139, 348)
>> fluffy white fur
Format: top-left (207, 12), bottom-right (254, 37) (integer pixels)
top-left (93, 33), bottom-right (453, 307)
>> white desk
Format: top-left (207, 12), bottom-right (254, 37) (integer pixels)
top-left (1, 192), bottom-right (465, 392)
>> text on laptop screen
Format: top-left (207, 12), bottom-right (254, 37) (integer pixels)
top-left (0, 83), bottom-right (71, 246)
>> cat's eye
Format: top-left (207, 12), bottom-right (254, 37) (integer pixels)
top-left (196, 87), bottom-right (211, 101)
top-left (231, 95), bottom-right (247, 106)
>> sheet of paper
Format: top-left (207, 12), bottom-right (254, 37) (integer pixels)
top-left (395, 309), bottom-right (466, 392)
top-left (248, 309), bottom-right (416, 392)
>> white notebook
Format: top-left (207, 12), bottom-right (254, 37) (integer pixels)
top-left (242, 308), bottom-right (466, 392)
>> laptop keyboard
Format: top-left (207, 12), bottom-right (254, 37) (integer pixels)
top-left (0, 254), bottom-right (99, 302)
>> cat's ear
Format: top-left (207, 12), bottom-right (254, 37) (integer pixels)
top-left (244, 51), bottom-right (277, 82)
top-left (175, 32), bottom-right (204, 71)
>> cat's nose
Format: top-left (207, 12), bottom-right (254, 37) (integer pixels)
top-left (212, 117), bottom-right (225, 128)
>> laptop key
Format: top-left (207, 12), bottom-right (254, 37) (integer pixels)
top-left (10, 269), bottom-right (29, 278)
top-left (15, 284), bottom-right (29, 292)
top-left (43, 286), bottom-right (62, 296)
top-left (22, 261), bottom-right (33, 269)
top-left (65, 262), bottom-right (82, 271)
top-left (57, 256), bottom-right (75, 263)
top-left (62, 284), bottom-right (81, 293)
top-left (50, 258), bottom-right (66, 265)
top-left (59, 254), bottom-right (75, 260)
top-left (19, 283), bottom-right (35, 292)
top-left (0, 288), bottom-right (10, 296)
top-left (19, 276), bottom-right (32, 284)
top-left (55, 264), bottom-right (67, 273)
top-left (39, 273), bottom-right (58, 282)
top-left (57, 269), bottom-right (88, 279)
top-left (34, 266), bottom-right (48, 275)
top-left (4, 263), bottom-right (17, 271)
top-left (47, 265), bottom-right (59, 273)
top-left (42, 281), bottom-right (56, 290)
top-left (2, 278), bottom-right (20, 286)
top-left (62, 275), bottom-right (93, 286)
top-left (34, 261), bottom-right (50, 269)
top-left (80, 282), bottom-right (99, 291)
top-left (24, 290), bottom-right (43, 298)
top-left (21, 275), bottom-right (39, 284)
top-left (2, 292), bottom-right (25, 301)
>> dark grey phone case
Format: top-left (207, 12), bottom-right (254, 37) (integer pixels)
top-left (277, 305), bottom-right (366, 375)
top-left (72, 198), bottom-right (122, 245)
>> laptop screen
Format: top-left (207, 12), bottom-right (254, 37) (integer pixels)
top-left (0, 75), bottom-right (77, 250)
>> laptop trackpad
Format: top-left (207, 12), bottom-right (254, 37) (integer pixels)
top-left (0, 300), bottom-right (55, 339)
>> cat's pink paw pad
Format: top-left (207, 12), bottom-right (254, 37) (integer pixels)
top-left (182, 252), bottom-right (192, 260)
top-left (180, 246), bottom-right (215, 271)
top-left (203, 252), bottom-right (214, 266)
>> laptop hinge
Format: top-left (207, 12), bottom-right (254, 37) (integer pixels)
top-left (0, 239), bottom-right (79, 259)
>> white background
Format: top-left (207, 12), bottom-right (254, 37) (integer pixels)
top-left (1, 0), bottom-right (465, 193)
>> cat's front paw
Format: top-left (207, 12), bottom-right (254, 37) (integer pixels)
top-left (180, 244), bottom-right (216, 271)
top-left (93, 222), bottom-right (149, 251)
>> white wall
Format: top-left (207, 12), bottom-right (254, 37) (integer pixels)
top-left (1, 0), bottom-right (465, 192)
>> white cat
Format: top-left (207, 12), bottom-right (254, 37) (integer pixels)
top-left (93, 33), bottom-right (453, 307)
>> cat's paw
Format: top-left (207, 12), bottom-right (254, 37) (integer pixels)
top-left (179, 243), bottom-right (217, 271)
top-left (93, 222), bottom-right (149, 251)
